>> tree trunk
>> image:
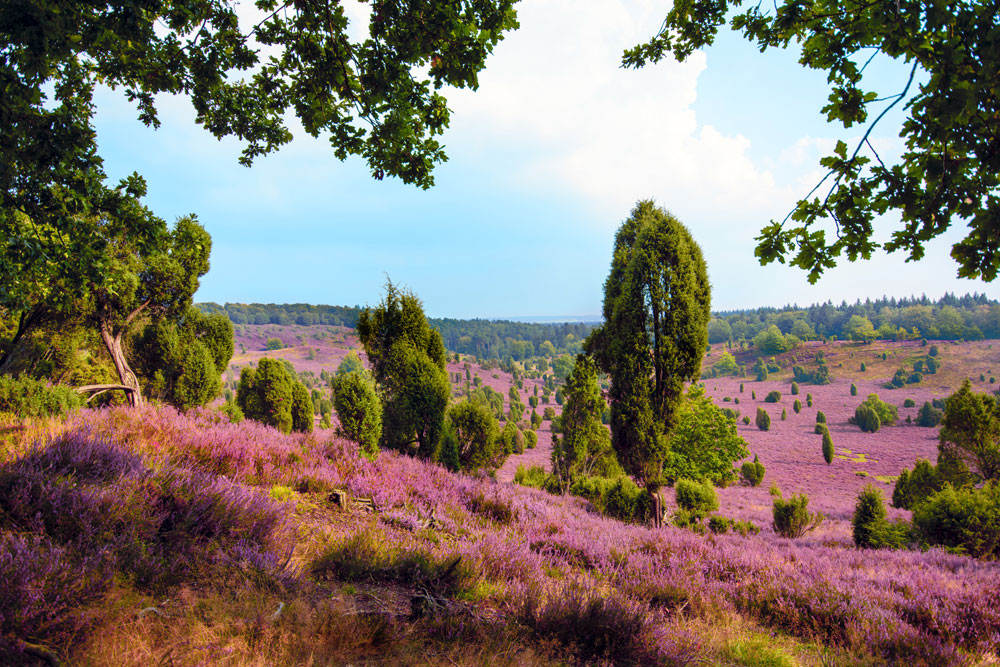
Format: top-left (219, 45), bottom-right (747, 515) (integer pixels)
top-left (98, 319), bottom-right (142, 407)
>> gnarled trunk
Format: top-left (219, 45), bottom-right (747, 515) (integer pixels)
top-left (98, 319), bottom-right (143, 407)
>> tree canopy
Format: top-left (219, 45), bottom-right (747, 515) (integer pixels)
top-left (626, 1), bottom-right (1000, 282)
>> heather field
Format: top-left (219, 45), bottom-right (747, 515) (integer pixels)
top-left (3, 405), bottom-right (999, 665)
top-left (5, 327), bottom-right (1000, 665)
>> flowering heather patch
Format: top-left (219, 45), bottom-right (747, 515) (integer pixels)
top-left (7, 403), bottom-right (1000, 664)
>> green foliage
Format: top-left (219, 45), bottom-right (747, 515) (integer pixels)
top-left (853, 485), bottom-right (908, 550)
top-left (626, 0), bottom-right (1000, 282)
top-left (265, 337), bottom-right (284, 351)
top-left (860, 362), bottom-right (867, 372)
top-left (172, 341), bottom-right (221, 411)
top-left (740, 455), bottom-right (765, 487)
top-left (816, 410), bottom-right (826, 424)
top-left (822, 429), bottom-right (834, 465)
top-left (754, 357), bottom-right (768, 382)
top-left (917, 401), bottom-right (944, 427)
top-left (674, 478), bottom-right (719, 518)
top-left (912, 483), bottom-right (1000, 559)
top-left (771, 488), bottom-right (824, 539)
top-left (929, 345), bottom-right (939, 357)
top-left (764, 390), bottom-right (781, 403)
top-left (357, 282), bottom-right (449, 458)
top-left (603, 477), bottom-right (650, 524)
top-left (237, 358), bottom-right (294, 434)
top-left (498, 421), bottom-right (525, 457)
top-left (336, 351), bottom-right (365, 377)
top-left (938, 380), bottom-right (1000, 481)
top-left (753, 325), bottom-right (793, 355)
top-left (755, 407), bottom-right (770, 432)
top-left (850, 383), bottom-right (858, 396)
top-left (790, 382), bottom-right (799, 395)
top-left (585, 201), bottom-right (711, 497)
top-left (445, 401), bottom-right (504, 472)
top-left (291, 381), bottom-right (314, 434)
top-left (891, 459), bottom-right (966, 510)
top-left (903, 398), bottom-right (916, 408)
top-left (663, 386), bottom-right (748, 486)
top-left (854, 393), bottom-right (898, 428)
top-left (524, 429), bottom-right (538, 449)
top-left (793, 399), bottom-right (801, 414)
top-left (552, 355), bottom-right (618, 489)
top-left (514, 464), bottom-right (549, 489)
top-left (0, 375), bottom-right (83, 418)
top-left (332, 371), bottom-right (383, 458)
top-left (713, 350), bottom-right (740, 376)
top-left (806, 393), bottom-right (813, 407)
top-left (219, 399), bottom-right (244, 423)
top-left (854, 405), bottom-right (881, 433)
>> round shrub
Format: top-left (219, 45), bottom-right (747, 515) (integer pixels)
top-left (850, 383), bottom-right (858, 396)
top-left (771, 488), bottom-right (824, 538)
top-left (790, 382), bottom-right (799, 395)
top-left (764, 390), bottom-right (781, 403)
top-left (855, 404), bottom-right (881, 433)
top-left (742, 416), bottom-right (751, 425)
top-left (792, 399), bottom-right (802, 414)
top-left (815, 422), bottom-right (828, 435)
top-left (674, 479), bottom-right (719, 518)
top-left (806, 393), bottom-right (813, 407)
top-left (903, 398), bottom-right (916, 408)
top-left (917, 401), bottom-right (943, 427)
top-left (816, 410), bottom-right (826, 423)
top-left (740, 455), bottom-right (765, 487)
top-left (911, 483), bottom-right (1000, 560)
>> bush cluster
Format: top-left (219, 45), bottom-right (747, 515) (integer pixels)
top-left (771, 486), bottom-right (824, 538)
top-left (739, 455), bottom-right (765, 487)
top-left (0, 375), bottom-right (83, 419)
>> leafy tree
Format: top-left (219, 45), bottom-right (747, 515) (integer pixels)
top-left (626, 1), bottom-right (1000, 282)
top-left (585, 201), bottom-right (711, 526)
top-left (854, 393), bottom-right (898, 428)
top-left (332, 370), bottom-right (382, 458)
top-left (793, 399), bottom-right (802, 414)
top-left (707, 318), bottom-right (733, 344)
top-left (237, 357), bottom-right (294, 434)
top-left (912, 483), bottom-right (1000, 560)
top-left (357, 282), bottom-right (449, 458)
top-left (713, 350), bottom-right (739, 376)
top-left (843, 316), bottom-right (877, 343)
top-left (664, 386), bottom-right (749, 486)
top-left (265, 337), bottom-right (284, 351)
top-left (498, 420), bottom-right (525, 456)
top-left (551, 354), bottom-right (575, 381)
top-left (753, 325), bottom-right (791, 355)
top-left (938, 380), bottom-right (1000, 481)
top-left (291, 381), bottom-right (314, 434)
top-left (674, 478), bottom-right (719, 519)
top-left (443, 400), bottom-right (503, 472)
top-left (551, 355), bottom-right (618, 490)
top-left (172, 342), bottom-right (221, 412)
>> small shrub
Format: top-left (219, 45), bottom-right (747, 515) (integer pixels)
top-left (764, 390), bottom-right (781, 403)
top-left (708, 515), bottom-right (731, 534)
top-left (742, 416), bottom-right (751, 425)
top-left (903, 398), bottom-right (916, 408)
top-left (790, 382), bottom-right (799, 395)
top-left (816, 410), bottom-right (826, 423)
top-left (850, 382), bottom-right (858, 396)
top-left (860, 362), bottom-right (867, 372)
top-left (771, 488), bottom-right (824, 538)
top-left (928, 344), bottom-right (939, 356)
top-left (524, 429), bottom-right (538, 449)
top-left (855, 404), bottom-right (881, 433)
top-left (740, 455), bottom-right (765, 487)
top-left (265, 337), bottom-right (284, 350)
top-left (0, 375), bottom-right (83, 418)
top-left (675, 478), bottom-right (719, 518)
top-left (814, 423), bottom-right (828, 435)
top-left (806, 393), bottom-right (813, 407)
top-left (739, 383), bottom-right (744, 393)
top-left (781, 408), bottom-right (787, 421)
top-left (755, 407), bottom-right (770, 431)
top-left (822, 429), bottom-right (834, 464)
top-left (853, 485), bottom-right (908, 549)
top-left (514, 464), bottom-right (548, 489)
top-left (792, 399), bottom-right (801, 414)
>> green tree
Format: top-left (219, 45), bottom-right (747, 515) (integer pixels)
top-left (332, 370), bottom-right (382, 458)
top-left (357, 282), bottom-right (449, 458)
top-left (444, 401), bottom-right (504, 472)
top-left (822, 428), bottom-right (835, 464)
top-left (713, 350), bottom-right (739, 376)
top-left (755, 407), bottom-right (770, 431)
top-left (551, 355), bottom-right (618, 491)
top-left (626, 1), bottom-right (1000, 282)
top-left (844, 316), bottom-right (877, 343)
top-left (753, 325), bottom-right (790, 355)
top-left (938, 380), bottom-right (1000, 482)
top-left (664, 386), bottom-right (749, 486)
top-left (237, 357), bottom-right (294, 434)
top-left (585, 201), bottom-right (711, 526)
top-left (291, 381), bottom-right (314, 434)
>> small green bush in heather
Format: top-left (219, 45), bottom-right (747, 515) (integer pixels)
top-left (524, 429), bottom-right (538, 449)
top-left (860, 362), bottom-right (867, 372)
top-left (912, 483), bottom-right (1000, 559)
top-left (793, 399), bottom-right (802, 414)
top-left (675, 478), bottom-right (719, 519)
top-left (514, 464), bottom-right (549, 489)
top-left (903, 398), bottom-right (916, 408)
top-left (764, 390), bottom-right (781, 403)
top-left (816, 410), bottom-right (826, 423)
top-left (790, 382), bottom-right (799, 395)
top-left (742, 416), bottom-right (751, 425)
top-left (219, 400), bottom-right (244, 423)
top-left (853, 485), bottom-right (909, 550)
top-left (815, 422), bottom-right (828, 435)
top-left (740, 455), bottom-right (765, 487)
top-left (850, 382), bottom-right (858, 396)
top-left (855, 404), bottom-right (881, 433)
top-left (806, 393), bottom-right (813, 407)
top-left (332, 370), bottom-right (383, 457)
top-left (781, 408), bottom-right (787, 421)
top-left (751, 390), bottom-right (756, 400)
top-left (854, 393), bottom-right (897, 427)
top-left (771, 487), bottom-right (824, 538)
top-left (822, 429), bottom-right (834, 464)
top-left (755, 407), bottom-right (770, 431)
top-left (917, 401), bottom-right (944, 427)
top-left (265, 337), bottom-right (284, 350)
top-left (928, 344), bottom-right (939, 357)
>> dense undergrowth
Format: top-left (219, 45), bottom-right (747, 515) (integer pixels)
top-left (2, 405), bottom-right (999, 665)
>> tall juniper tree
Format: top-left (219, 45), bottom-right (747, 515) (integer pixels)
top-left (585, 201), bottom-right (711, 526)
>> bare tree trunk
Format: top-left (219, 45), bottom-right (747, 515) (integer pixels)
top-left (98, 319), bottom-right (142, 407)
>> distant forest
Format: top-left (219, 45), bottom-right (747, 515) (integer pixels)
top-left (198, 292), bottom-right (1000, 359)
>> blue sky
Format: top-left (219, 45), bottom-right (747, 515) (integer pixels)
top-left (93, 0), bottom-right (996, 319)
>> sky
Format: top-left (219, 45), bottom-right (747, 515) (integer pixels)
top-left (92, 0), bottom-right (997, 320)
